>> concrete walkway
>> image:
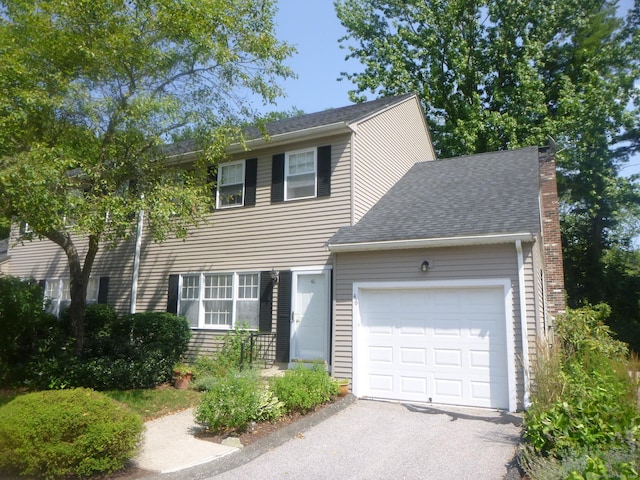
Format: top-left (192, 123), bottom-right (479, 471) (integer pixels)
top-left (133, 407), bottom-right (237, 474)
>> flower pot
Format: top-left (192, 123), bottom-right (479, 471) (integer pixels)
top-left (338, 383), bottom-right (349, 397)
top-left (173, 372), bottom-right (192, 390)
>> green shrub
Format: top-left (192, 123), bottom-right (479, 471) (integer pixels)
top-left (70, 312), bottom-right (191, 389)
top-left (195, 370), bottom-right (283, 432)
top-left (269, 365), bottom-right (339, 414)
top-left (81, 303), bottom-right (119, 357)
top-left (523, 305), bottom-right (640, 472)
top-left (519, 444), bottom-right (640, 480)
top-left (0, 276), bottom-right (68, 386)
top-left (0, 388), bottom-right (143, 479)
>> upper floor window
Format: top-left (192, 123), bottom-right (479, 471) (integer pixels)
top-left (217, 161), bottom-right (245, 208)
top-left (271, 146), bottom-right (330, 203)
top-left (285, 149), bottom-right (317, 200)
top-left (178, 272), bottom-right (260, 330)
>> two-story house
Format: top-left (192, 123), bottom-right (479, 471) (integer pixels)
top-left (6, 93), bottom-right (564, 411)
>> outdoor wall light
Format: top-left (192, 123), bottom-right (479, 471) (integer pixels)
top-left (420, 260), bottom-right (430, 272)
top-left (270, 269), bottom-right (280, 284)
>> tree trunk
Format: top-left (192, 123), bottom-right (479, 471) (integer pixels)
top-left (45, 231), bottom-right (100, 355)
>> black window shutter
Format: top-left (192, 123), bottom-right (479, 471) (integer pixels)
top-left (317, 145), bottom-right (331, 197)
top-left (207, 165), bottom-right (217, 205)
top-left (167, 274), bottom-right (179, 314)
top-left (271, 153), bottom-right (285, 203)
top-left (98, 277), bottom-right (109, 304)
top-left (259, 271), bottom-right (273, 332)
top-left (38, 279), bottom-right (46, 292)
top-left (245, 158), bottom-right (257, 206)
top-left (275, 270), bottom-right (292, 363)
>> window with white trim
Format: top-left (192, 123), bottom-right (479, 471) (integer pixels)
top-left (285, 149), bottom-right (317, 200)
top-left (178, 272), bottom-right (260, 329)
top-left (217, 160), bottom-right (245, 208)
top-left (44, 277), bottom-right (99, 317)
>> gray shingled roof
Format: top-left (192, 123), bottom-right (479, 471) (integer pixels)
top-left (166, 94), bottom-right (415, 156)
top-left (329, 147), bottom-right (541, 246)
top-left (244, 93), bottom-right (415, 138)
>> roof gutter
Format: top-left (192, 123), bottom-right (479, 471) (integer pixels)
top-left (327, 232), bottom-right (535, 253)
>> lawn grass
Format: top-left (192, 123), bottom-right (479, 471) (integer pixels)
top-left (0, 386), bottom-right (202, 421)
top-left (105, 385), bottom-right (203, 421)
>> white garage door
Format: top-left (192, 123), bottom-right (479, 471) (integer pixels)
top-left (356, 286), bottom-right (509, 409)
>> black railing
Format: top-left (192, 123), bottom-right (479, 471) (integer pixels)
top-left (240, 332), bottom-right (276, 369)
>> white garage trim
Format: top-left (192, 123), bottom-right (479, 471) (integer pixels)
top-left (352, 278), bottom-right (517, 412)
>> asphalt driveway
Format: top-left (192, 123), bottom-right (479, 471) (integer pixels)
top-left (157, 397), bottom-right (522, 480)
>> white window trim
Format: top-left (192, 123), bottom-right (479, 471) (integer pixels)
top-left (216, 160), bottom-right (246, 209)
top-left (43, 277), bottom-right (99, 317)
top-left (284, 148), bottom-right (317, 201)
top-left (178, 272), bottom-right (260, 330)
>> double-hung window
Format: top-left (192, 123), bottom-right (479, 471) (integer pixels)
top-left (44, 277), bottom-right (99, 317)
top-left (178, 272), bottom-right (260, 329)
top-left (217, 161), bottom-right (245, 208)
top-left (285, 149), bottom-right (317, 200)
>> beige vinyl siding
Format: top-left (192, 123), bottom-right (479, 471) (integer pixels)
top-left (7, 227), bottom-right (136, 313)
top-left (352, 96), bottom-right (435, 223)
top-left (7, 133), bottom-right (353, 324)
top-left (332, 243), bottom-right (534, 409)
top-left (134, 134), bottom-right (352, 314)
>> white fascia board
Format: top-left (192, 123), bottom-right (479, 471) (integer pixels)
top-left (328, 232), bottom-right (535, 253)
top-left (226, 123), bottom-right (354, 154)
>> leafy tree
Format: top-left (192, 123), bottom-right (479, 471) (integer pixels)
top-left (0, 0), bottom-right (294, 353)
top-left (336, 0), bottom-right (640, 342)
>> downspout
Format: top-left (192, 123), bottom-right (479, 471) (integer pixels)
top-left (516, 240), bottom-right (531, 407)
top-left (130, 204), bottom-right (144, 314)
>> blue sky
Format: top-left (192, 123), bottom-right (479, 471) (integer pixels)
top-left (255, 0), bottom-right (358, 115)
top-left (267, 0), bottom-right (639, 174)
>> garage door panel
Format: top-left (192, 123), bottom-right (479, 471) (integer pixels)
top-left (400, 347), bottom-right (427, 365)
top-left (368, 346), bottom-right (393, 363)
top-left (433, 348), bottom-right (462, 367)
top-left (358, 286), bottom-right (509, 409)
top-left (434, 377), bottom-right (463, 398)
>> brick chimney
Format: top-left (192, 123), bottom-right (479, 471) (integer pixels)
top-left (539, 146), bottom-right (566, 322)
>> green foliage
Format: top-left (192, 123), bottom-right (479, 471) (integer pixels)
top-left (522, 306), bottom-right (640, 477)
top-left (0, 276), bottom-right (69, 386)
top-left (520, 445), bottom-right (640, 480)
top-left (336, 0), bottom-right (640, 342)
top-left (0, 0), bottom-right (295, 353)
top-left (269, 365), bottom-right (340, 414)
top-left (555, 304), bottom-right (629, 360)
top-left (20, 309), bottom-right (191, 390)
top-left (194, 370), bottom-right (283, 432)
top-left (192, 326), bottom-right (253, 383)
top-left (0, 388), bottom-right (143, 479)
top-left (71, 312), bottom-right (191, 390)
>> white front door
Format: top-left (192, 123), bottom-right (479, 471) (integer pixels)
top-left (290, 269), bottom-right (331, 362)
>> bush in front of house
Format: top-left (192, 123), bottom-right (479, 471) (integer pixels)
top-left (269, 365), bottom-right (340, 414)
top-left (70, 311), bottom-right (192, 389)
top-left (0, 388), bottom-right (143, 479)
top-left (0, 276), bottom-right (68, 386)
top-left (195, 370), bottom-right (283, 432)
top-left (519, 304), bottom-right (640, 479)
top-left (22, 307), bottom-right (192, 390)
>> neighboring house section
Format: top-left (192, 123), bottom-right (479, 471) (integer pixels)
top-left (327, 146), bottom-right (565, 411)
